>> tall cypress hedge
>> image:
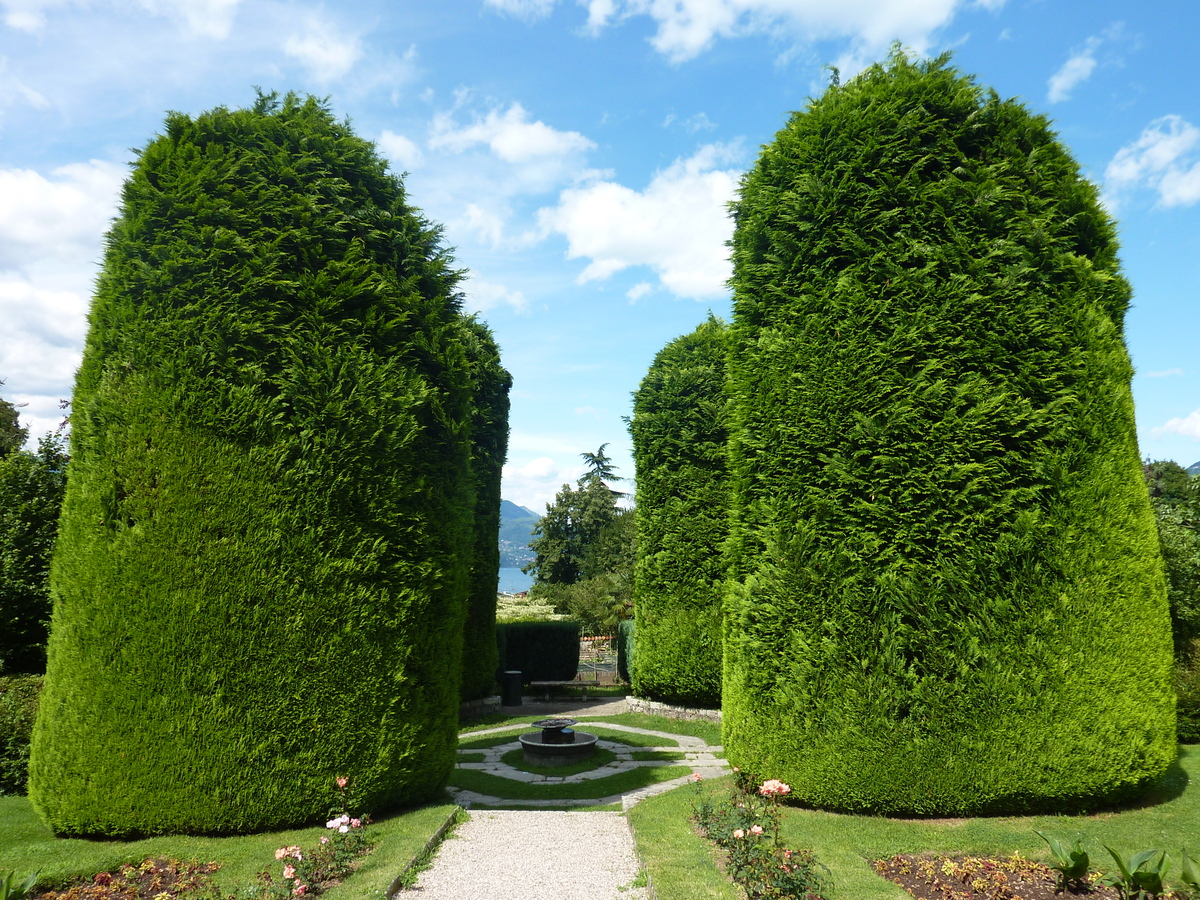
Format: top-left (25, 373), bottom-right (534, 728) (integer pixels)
top-left (723, 53), bottom-right (1175, 815)
top-left (30, 93), bottom-right (476, 836)
top-left (629, 316), bottom-right (728, 706)
top-left (460, 318), bottom-right (511, 702)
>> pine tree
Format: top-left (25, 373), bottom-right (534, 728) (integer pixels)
top-left (723, 52), bottom-right (1174, 815)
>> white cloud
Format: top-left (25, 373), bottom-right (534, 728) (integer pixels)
top-left (461, 272), bottom-right (529, 313)
top-left (538, 142), bottom-right (741, 300)
top-left (576, 0), bottom-right (985, 64)
top-left (1105, 115), bottom-right (1200, 209)
top-left (430, 102), bottom-right (594, 164)
top-left (1152, 409), bottom-right (1200, 441)
top-left (284, 16), bottom-right (362, 82)
top-left (0, 160), bottom-right (125, 272)
top-left (139, 0), bottom-right (240, 38)
top-left (501, 454), bottom-right (583, 510)
top-left (626, 281), bottom-right (653, 301)
top-left (2, 0), bottom-right (240, 36)
top-left (1048, 35), bottom-right (1100, 103)
top-left (378, 130), bottom-right (425, 170)
top-left (485, 0), bottom-right (556, 20)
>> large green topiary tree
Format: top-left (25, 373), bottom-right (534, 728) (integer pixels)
top-left (460, 317), bottom-right (511, 702)
top-left (30, 93), bottom-right (477, 836)
top-left (723, 52), bottom-right (1175, 815)
top-left (629, 316), bottom-right (728, 706)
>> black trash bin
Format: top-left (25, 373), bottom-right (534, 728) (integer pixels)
top-left (501, 670), bottom-right (523, 707)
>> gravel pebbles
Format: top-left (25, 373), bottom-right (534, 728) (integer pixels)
top-left (411, 810), bottom-right (647, 900)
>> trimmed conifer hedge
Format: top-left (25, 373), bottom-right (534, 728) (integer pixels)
top-left (460, 318), bottom-right (511, 702)
top-left (30, 93), bottom-right (477, 835)
top-left (629, 317), bottom-right (728, 706)
top-left (496, 621), bottom-right (580, 682)
top-left (723, 53), bottom-right (1175, 815)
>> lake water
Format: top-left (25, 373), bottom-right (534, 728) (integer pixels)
top-left (497, 566), bottom-right (534, 593)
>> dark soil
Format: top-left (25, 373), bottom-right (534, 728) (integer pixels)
top-left (873, 854), bottom-right (1131, 900)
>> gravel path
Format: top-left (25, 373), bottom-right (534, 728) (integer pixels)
top-left (410, 810), bottom-right (647, 900)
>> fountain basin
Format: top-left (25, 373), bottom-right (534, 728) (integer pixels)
top-left (520, 718), bottom-right (599, 767)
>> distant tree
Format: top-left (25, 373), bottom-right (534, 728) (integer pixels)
top-left (523, 446), bottom-right (635, 634)
top-left (0, 432), bottom-right (67, 675)
top-left (524, 446), bottom-right (626, 586)
top-left (0, 386), bottom-right (28, 458)
top-left (1144, 460), bottom-right (1200, 655)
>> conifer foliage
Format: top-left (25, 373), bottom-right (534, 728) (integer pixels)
top-left (30, 94), bottom-right (480, 835)
top-left (722, 53), bottom-right (1175, 814)
top-left (629, 317), bottom-right (728, 706)
top-left (460, 318), bottom-right (512, 702)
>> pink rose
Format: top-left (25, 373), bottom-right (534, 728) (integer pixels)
top-left (320, 836), bottom-right (330, 845)
top-left (759, 779), bottom-right (791, 797)
top-left (750, 825), bottom-right (764, 835)
top-left (294, 885), bottom-right (308, 896)
top-left (336, 776), bottom-right (348, 789)
top-left (282, 865), bottom-right (296, 880)
top-left (350, 818), bottom-right (361, 828)
top-left (275, 848), bottom-right (288, 860)
top-left (339, 824), bottom-right (349, 833)
top-left (733, 829), bottom-right (745, 839)
top-left (690, 773), bottom-right (702, 782)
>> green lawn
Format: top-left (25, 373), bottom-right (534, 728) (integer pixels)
top-left (449, 764), bottom-right (691, 800)
top-left (629, 746), bottom-right (1200, 900)
top-left (499, 746), bottom-right (619, 776)
top-left (0, 796), bottom-right (459, 897)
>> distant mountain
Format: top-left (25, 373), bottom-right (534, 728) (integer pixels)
top-left (499, 499), bottom-right (540, 566)
top-left (1189, 461), bottom-right (1200, 476)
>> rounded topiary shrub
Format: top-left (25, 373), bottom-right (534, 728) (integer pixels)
top-left (30, 93), bottom-right (476, 836)
top-left (629, 316), bottom-right (728, 706)
top-left (722, 53), bottom-right (1175, 815)
top-left (460, 318), bottom-right (511, 702)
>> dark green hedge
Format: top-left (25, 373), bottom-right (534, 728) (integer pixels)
top-left (0, 675), bottom-right (40, 795)
top-left (617, 618), bottom-right (635, 684)
top-left (460, 319), bottom-right (511, 702)
top-left (497, 621), bottom-right (580, 682)
top-left (30, 93), bottom-right (475, 836)
top-left (722, 53), bottom-right (1175, 815)
top-left (629, 317), bottom-right (728, 706)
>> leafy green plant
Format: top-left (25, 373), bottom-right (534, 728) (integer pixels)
top-left (0, 870), bottom-right (38, 900)
top-left (1103, 845), bottom-right (1169, 900)
top-left (1180, 848), bottom-right (1200, 895)
top-left (1034, 831), bottom-right (1090, 890)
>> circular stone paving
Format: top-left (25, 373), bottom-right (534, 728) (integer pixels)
top-left (451, 721), bottom-right (730, 809)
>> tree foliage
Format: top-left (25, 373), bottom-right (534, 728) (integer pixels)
top-left (1144, 461), bottom-right (1200, 654)
top-left (524, 445), bottom-right (635, 634)
top-left (0, 433), bottom-right (67, 675)
top-left (30, 93), bottom-right (478, 836)
top-left (722, 51), bottom-right (1174, 815)
top-left (0, 386), bottom-right (27, 459)
top-left (460, 318), bottom-right (512, 701)
top-left (629, 316), bottom-right (728, 706)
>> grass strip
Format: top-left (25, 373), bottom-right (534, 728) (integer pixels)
top-left (577, 713), bottom-right (721, 746)
top-left (449, 765), bottom-right (690, 800)
top-left (377, 806), bottom-right (467, 898)
top-left (626, 780), bottom-right (740, 900)
top-left (0, 796), bottom-right (459, 896)
top-left (498, 747), bottom-right (618, 777)
top-left (631, 750), bottom-right (687, 761)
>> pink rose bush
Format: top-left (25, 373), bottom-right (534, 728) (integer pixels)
top-left (247, 777), bottom-right (375, 900)
top-left (690, 773), bottom-right (829, 899)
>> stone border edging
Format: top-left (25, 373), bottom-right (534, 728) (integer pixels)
top-left (386, 805), bottom-right (464, 897)
top-left (626, 696), bottom-right (722, 723)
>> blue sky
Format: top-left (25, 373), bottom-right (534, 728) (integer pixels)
top-left (1, 0), bottom-right (1198, 510)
